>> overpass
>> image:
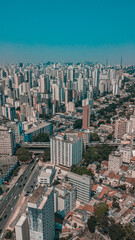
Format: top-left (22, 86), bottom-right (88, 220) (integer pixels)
top-left (22, 142), bottom-right (50, 148)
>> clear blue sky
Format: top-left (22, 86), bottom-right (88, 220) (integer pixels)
top-left (0, 0), bottom-right (135, 65)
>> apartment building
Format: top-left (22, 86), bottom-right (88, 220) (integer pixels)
top-left (54, 182), bottom-right (77, 217)
top-left (67, 172), bottom-right (91, 203)
top-left (28, 186), bottom-right (55, 240)
top-left (108, 151), bottom-right (123, 173)
top-left (0, 125), bottom-right (16, 155)
top-left (50, 134), bottom-right (83, 167)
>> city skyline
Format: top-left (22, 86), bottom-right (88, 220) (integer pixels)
top-left (0, 0), bottom-right (135, 64)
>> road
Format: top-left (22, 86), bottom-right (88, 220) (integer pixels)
top-left (0, 159), bottom-right (38, 235)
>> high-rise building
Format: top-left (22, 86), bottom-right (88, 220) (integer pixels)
top-left (114, 117), bottom-right (127, 139)
top-left (15, 214), bottom-right (30, 240)
top-left (82, 105), bottom-right (90, 130)
top-left (50, 134), bottom-right (83, 167)
top-left (54, 182), bottom-right (77, 217)
top-left (119, 146), bottom-right (132, 164)
top-left (0, 125), bottom-right (16, 155)
top-left (67, 172), bottom-right (91, 203)
top-left (108, 151), bottom-right (122, 173)
top-left (28, 186), bottom-right (55, 240)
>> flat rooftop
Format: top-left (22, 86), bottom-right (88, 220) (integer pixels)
top-left (25, 122), bottom-right (51, 134)
top-left (16, 215), bottom-right (27, 227)
top-left (29, 186), bottom-right (44, 203)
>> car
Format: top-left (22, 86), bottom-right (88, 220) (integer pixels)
top-left (14, 196), bottom-right (17, 200)
top-left (11, 207), bottom-right (13, 211)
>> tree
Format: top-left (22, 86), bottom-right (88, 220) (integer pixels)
top-left (84, 144), bottom-right (116, 166)
top-left (112, 197), bottom-right (120, 209)
top-left (4, 230), bottom-right (12, 239)
top-left (107, 133), bottom-right (113, 140)
top-left (74, 119), bottom-right (82, 129)
top-left (99, 178), bottom-right (103, 184)
top-left (124, 223), bottom-right (135, 240)
top-left (95, 203), bottom-right (108, 221)
top-left (109, 223), bottom-right (125, 240)
top-left (71, 165), bottom-right (94, 177)
top-left (40, 148), bottom-right (50, 162)
top-left (73, 223), bottom-right (77, 228)
top-left (90, 133), bottom-right (100, 142)
top-left (87, 216), bottom-right (97, 233)
top-left (119, 184), bottom-right (126, 190)
top-left (32, 133), bottom-right (49, 142)
top-left (16, 147), bottom-right (32, 163)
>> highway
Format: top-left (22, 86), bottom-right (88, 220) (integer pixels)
top-left (0, 159), bottom-right (38, 235)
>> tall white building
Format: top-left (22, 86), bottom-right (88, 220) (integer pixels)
top-left (108, 151), bottom-right (122, 173)
top-left (119, 146), bottom-right (132, 164)
top-left (0, 125), bottom-right (16, 155)
top-left (15, 214), bottom-right (30, 240)
top-left (67, 172), bottom-right (91, 203)
top-left (28, 186), bottom-right (55, 240)
top-left (50, 134), bottom-right (83, 167)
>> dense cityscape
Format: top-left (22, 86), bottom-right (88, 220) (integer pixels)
top-left (0, 61), bottom-right (135, 239)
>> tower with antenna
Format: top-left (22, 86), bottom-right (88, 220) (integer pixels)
top-left (120, 56), bottom-right (122, 69)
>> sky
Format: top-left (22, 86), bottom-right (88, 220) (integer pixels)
top-left (0, 0), bottom-right (135, 65)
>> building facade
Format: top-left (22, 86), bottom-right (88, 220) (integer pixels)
top-left (0, 125), bottom-right (16, 155)
top-left (50, 134), bottom-right (83, 167)
top-left (108, 151), bottom-right (122, 173)
top-left (67, 172), bottom-right (91, 203)
top-left (82, 105), bottom-right (90, 130)
top-left (28, 186), bottom-right (55, 240)
top-left (15, 215), bottom-right (30, 240)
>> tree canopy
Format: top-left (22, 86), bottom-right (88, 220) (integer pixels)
top-left (40, 148), bottom-right (50, 162)
top-left (90, 133), bottom-right (100, 142)
top-left (84, 144), bottom-right (116, 166)
top-left (71, 165), bottom-right (94, 177)
top-left (32, 133), bottom-right (49, 142)
top-left (16, 147), bottom-right (32, 162)
top-left (87, 216), bottom-right (97, 233)
top-left (74, 119), bottom-right (82, 129)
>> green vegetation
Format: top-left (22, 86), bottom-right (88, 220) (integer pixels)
top-left (87, 201), bottom-right (135, 239)
top-left (112, 198), bottom-right (120, 209)
top-left (40, 148), bottom-right (50, 162)
top-left (119, 184), bottom-right (126, 190)
top-left (74, 119), bottom-right (82, 129)
top-left (109, 223), bottom-right (125, 240)
top-left (90, 133), bottom-right (100, 142)
top-left (12, 166), bottom-right (19, 176)
top-left (107, 133), bottom-right (113, 140)
top-left (84, 144), bottom-right (116, 166)
top-left (32, 133), bottom-right (49, 142)
top-left (52, 180), bottom-right (60, 186)
top-left (4, 230), bottom-right (12, 239)
top-left (95, 202), bottom-right (108, 221)
top-left (87, 216), bottom-right (97, 233)
top-left (71, 165), bottom-right (94, 177)
top-left (16, 147), bottom-right (32, 163)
